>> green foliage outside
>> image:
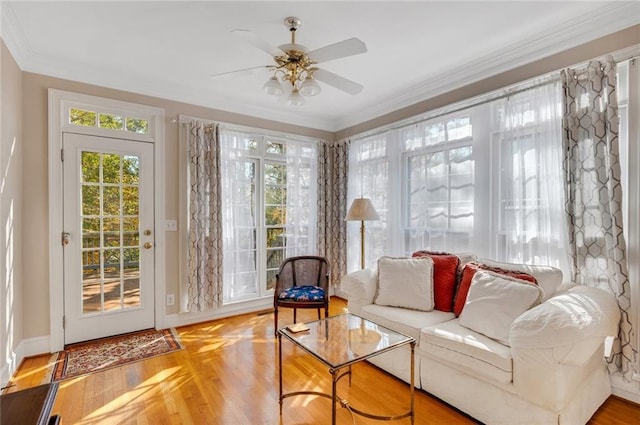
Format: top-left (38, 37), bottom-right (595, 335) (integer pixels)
top-left (81, 151), bottom-right (141, 273)
top-left (70, 108), bottom-right (148, 134)
top-left (264, 162), bottom-right (287, 289)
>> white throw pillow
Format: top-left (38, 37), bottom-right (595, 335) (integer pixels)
top-left (374, 256), bottom-right (434, 311)
top-left (459, 270), bottom-right (544, 345)
top-left (479, 258), bottom-right (562, 302)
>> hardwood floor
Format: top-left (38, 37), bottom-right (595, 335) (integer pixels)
top-left (5, 297), bottom-right (640, 424)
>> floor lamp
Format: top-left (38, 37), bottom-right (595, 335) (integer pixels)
top-left (345, 198), bottom-right (380, 269)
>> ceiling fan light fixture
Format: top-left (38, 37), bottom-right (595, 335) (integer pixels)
top-left (226, 16), bottom-right (366, 105)
top-left (299, 76), bottom-right (321, 97)
top-left (263, 76), bottom-right (285, 96)
top-left (287, 89), bottom-right (306, 106)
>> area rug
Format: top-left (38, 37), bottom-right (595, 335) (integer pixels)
top-left (48, 328), bottom-right (182, 382)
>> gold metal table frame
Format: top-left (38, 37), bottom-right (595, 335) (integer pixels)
top-left (278, 313), bottom-right (415, 424)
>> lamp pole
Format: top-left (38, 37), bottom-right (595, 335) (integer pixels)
top-left (345, 198), bottom-right (380, 270)
top-left (359, 219), bottom-right (366, 270)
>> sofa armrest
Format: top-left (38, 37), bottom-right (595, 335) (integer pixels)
top-left (509, 286), bottom-right (619, 411)
top-left (339, 268), bottom-right (377, 315)
top-left (509, 285), bottom-right (620, 356)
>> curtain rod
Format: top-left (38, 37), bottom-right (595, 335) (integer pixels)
top-left (177, 114), bottom-right (324, 144)
top-left (352, 75), bottom-right (561, 142)
top-left (350, 50), bottom-right (640, 142)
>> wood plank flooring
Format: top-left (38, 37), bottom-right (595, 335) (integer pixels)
top-left (5, 297), bottom-right (640, 424)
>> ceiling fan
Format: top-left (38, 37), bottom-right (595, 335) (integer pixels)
top-left (212, 16), bottom-right (368, 105)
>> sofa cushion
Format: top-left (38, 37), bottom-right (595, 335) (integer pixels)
top-left (420, 319), bottom-right (513, 384)
top-left (459, 271), bottom-right (543, 345)
top-left (361, 304), bottom-right (455, 340)
top-left (453, 262), bottom-right (537, 317)
top-left (412, 251), bottom-right (460, 312)
top-left (479, 259), bottom-right (563, 302)
top-left (375, 256), bottom-right (434, 311)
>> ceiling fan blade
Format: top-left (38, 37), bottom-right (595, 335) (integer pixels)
top-left (231, 29), bottom-right (284, 57)
top-left (314, 68), bottom-right (363, 95)
top-left (307, 38), bottom-right (367, 63)
top-left (210, 65), bottom-right (270, 79)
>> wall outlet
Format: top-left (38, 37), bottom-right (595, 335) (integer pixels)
top-left (165, 220), bottom-right (178, 231)
top-left (166, 294), bottom-right (175, 306)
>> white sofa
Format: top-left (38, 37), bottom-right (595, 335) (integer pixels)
top-left (341, 255), bottom-right (620, 425)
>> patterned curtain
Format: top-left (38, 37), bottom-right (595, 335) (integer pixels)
top-left (318, 139), bottom-right (350, 284)
top-left (186, 121), bottom-right (223, 311)
top-left (561, 59), bottom-right (637, 381)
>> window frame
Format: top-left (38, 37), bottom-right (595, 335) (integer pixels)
top-left (401, 131), bottom-right (474, 257)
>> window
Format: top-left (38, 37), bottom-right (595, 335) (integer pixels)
top-left (221, 129), bottom-right (318, 303)
top-left (69, 107), bottom-right (149, 134)
top-left (348, 77), bottom-right (567, 275)
top-left (403, 116), bottom-right (474, 255)
top-left (617, 59), bottom-right (640, 377)
top-left (489, 82), bottom-right (568, 270)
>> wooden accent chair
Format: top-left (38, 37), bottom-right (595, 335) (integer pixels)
top-left (273, 256), bottom-right (331, 335)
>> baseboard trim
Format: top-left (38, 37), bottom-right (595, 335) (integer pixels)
top-left (165, 298), bottom-right (272, 328)
top-left (22, 336), bottom-right (51, 357)
top-left (611, 373), bottom-right (640, 404)
top-left (0, 341), bottom-right (23, 388)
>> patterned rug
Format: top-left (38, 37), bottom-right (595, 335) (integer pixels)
top-left (48, 328), bottom-right (182, 382)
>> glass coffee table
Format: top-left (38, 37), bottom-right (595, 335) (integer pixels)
top-left (277, 313), bottom-right (416, 424)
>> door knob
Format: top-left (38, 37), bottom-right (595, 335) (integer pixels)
top-left (144, 229), bottom-right (152, 236)
top-left (144, 242), bottom-right (153, 249)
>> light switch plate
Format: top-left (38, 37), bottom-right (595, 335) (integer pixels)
top-left (165, 220), bottom-right (178, 231)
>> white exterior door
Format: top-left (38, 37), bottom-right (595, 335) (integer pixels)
top-left (62, 133), bottom-right (155, 344)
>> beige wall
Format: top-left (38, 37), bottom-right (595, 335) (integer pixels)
top-left (20, 72), bottom-right (334, 338)
top-left (1, 39), bottom-right (23, 382)
top-left (336, 24), bottom-right (640, 140)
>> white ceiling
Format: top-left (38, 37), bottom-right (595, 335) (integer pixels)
top-left (2, 1), bottom-right (639, 132)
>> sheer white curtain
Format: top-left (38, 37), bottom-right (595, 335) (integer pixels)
top-left (347, 134), bottom-right (395, 271)
top-left (347, 77), bottom-right (571, 276)
top-left (219, 129), bottom-right (258, 301)
top-left (492, 79), bottom-right (570, 275)
top-left (285, 142), bottom-right (318, 257)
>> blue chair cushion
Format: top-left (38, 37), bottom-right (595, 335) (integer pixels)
top-left (278, 285), bottom-right (325, 301)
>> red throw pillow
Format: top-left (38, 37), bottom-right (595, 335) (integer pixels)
top-left (412, 251), bottom-right (460, 312)
top-left (453, 262), bottom-right (538, 317)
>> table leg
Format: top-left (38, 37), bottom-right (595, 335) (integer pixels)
top-left (278, 332), bottom-right (283, 416)
top-left (331, 368), bottom-right (338, 425)
top-left (410, 341), bottom-right (415, 425)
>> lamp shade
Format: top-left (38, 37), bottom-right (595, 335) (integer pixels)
top-left (345, 198), bottom-right (380, 221)
top-left (263, 76), bottom-right (285, 96)
top-left (299, 77), bottom-right (321, 96)
top-left (287, 89), bottom-right (306, 106)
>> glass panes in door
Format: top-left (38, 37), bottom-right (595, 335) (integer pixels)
top-left (81, 151), bottom-right (141, 314)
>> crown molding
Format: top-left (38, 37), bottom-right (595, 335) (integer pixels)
top-left (0, 1), bottom-right (29, 65)
top-left (20, 48), bottom-right (336, 131)
top-left (1, 0), bottom-right (334, 132)
top-left (333, 1), bottom-right (640, 131)
top-left (3, 1), bottom-right (639, 133)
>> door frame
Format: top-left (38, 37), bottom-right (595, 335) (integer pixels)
top-left (48, 89), bottom-right (165, 352)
